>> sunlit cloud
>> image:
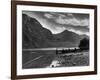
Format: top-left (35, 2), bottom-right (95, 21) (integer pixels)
top-left (68, 28), bottom-right (89, 36)
top-left (44, 13), bottom-right (53, 19)
top-left (67, 13), bottom-right (73, 17)
top-left (44, 12), bottom-right (89, 27)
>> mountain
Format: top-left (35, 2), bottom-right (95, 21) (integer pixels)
top-left (54, 30), bottom-right (81, 42)
top-left (22, 14), bottom-right (89, 49)
top-left (22, 14), bottom-right (53, 48)
top-left (53, 30), bottom-right (89, 47)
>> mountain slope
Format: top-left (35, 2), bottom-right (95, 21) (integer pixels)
top-left (22, 14), bottom-right (53, 48)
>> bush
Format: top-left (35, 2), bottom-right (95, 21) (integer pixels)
top-left (79, 38), bottom-right (89, 50)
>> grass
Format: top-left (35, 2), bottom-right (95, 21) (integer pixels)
top-left (22, 50), bottom-right (89, 69)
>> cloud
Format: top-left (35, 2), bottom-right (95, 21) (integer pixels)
top-left (80, 19), bottom-right (89, 27)
top-left (56, 17), bottom-right (89, 26)
top-left (23, 11), bottom-right (89, 36)
top-left (67, 28), bottom-right (89, 36)
top-left (55, 14), bottom-right (89, 27)
top-left (44, 12), bottom-right (89, 27)
top-left (44, 13), bottom-right (53, 19)
top-left (67, 13), bottom-right (74, 17)
top-left (58, 14), bottom-right (67, 18)
top-left (50, 26), bottom-right (66, 34)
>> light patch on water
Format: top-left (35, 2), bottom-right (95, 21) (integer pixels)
top-left (47, 60), bottom-right (60, 68)
top-left (23, 47), bottom-right (79, 51)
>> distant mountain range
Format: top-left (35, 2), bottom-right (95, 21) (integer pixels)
top-left (22, 14), bottom-right (89, 49)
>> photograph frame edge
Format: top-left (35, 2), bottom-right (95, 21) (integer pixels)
top-left (11, 1), bottom-right (97, 80)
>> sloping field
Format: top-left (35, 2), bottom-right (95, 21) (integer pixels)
top-left (49, 51), bottom-right (89, 68)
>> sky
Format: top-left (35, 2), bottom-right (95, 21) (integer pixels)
top-left (23, 11), bottom-right (89, 36)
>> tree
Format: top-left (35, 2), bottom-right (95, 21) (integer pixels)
top-left (79, 38), bottom-right (89, 50)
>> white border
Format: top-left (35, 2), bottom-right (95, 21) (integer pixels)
top-left (17, 5), bottom-right (94, 75)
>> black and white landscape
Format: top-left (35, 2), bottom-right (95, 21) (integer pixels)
top-left (22, 11), bottom-right (89, 69)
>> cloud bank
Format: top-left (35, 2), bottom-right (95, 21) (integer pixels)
top-left (23, 11), bottom-right (89, 36)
